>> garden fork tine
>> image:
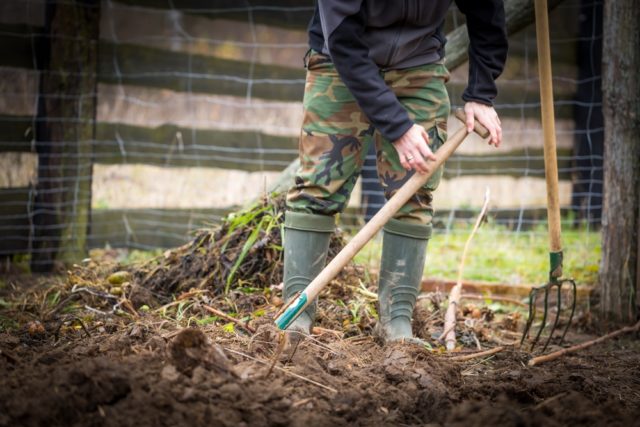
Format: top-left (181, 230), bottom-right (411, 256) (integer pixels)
top-left (521, 288), bottom-right (539, 347)
top-left (542, 279), bottom-right (577, 352)
top-left (521, 278), bottom-right (577, 351)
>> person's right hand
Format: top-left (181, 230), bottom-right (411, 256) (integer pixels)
top-left (392, 124), bottom-right (436, 173)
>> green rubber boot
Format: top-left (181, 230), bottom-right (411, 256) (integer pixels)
top-left (283, 211), bottom-right (334, 335)
top-left (377, 219), bottom-right (431, 345)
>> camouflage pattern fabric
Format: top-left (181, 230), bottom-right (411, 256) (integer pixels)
top-left (286, 51), bottom-right (451, 225)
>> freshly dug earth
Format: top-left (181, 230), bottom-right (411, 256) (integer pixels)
top-left (1, 281), bottom-right (639, 427)
top-left (1, 197), bottom-right (638, 426)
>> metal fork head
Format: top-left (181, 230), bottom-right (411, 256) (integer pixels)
top-left (520, 279), bottom-right (577, 352)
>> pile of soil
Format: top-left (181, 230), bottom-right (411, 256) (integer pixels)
top-left (135, 195), bottom-right (347, 296)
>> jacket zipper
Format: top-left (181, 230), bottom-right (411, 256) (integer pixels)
top-left (385, 0), bottom-right (408, 67)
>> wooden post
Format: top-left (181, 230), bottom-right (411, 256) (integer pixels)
top-left (31, 0), bottom-right (100, 272)
top-left (599, 0), bottom-right (640, 322)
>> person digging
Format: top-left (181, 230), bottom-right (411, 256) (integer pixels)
top-left (283, 0), bottom-right (508, 345)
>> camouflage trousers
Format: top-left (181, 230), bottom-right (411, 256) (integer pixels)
top-left (286, 50), bottom-right (451, 225)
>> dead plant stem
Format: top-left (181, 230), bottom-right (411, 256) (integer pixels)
top-left (203, 305), bottom-right (256, 334)
top-left (449, 346), bottom-right (505, 362)
top-left (528, 320), bottom-right (640, 366)
top-left (443, 188), bottom-right (491, 351)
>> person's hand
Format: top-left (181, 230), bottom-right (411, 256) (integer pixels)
top-left (393, 124), bottom-right (436, 173)
top-left (464, 102), bottom-right (502, 147)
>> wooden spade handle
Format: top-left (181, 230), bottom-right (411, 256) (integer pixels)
top-left (535, 0), bottom-right (563, 254)
top-left (275, 109), bottom-right (489, 330)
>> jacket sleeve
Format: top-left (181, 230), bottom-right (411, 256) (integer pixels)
top-left (455, 0), bottom-right (508, 106)
top-left (317, 0), bottom-right (413, 142)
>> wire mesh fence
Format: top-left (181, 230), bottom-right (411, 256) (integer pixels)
top-left (0, 0), bottom-right (603, 274)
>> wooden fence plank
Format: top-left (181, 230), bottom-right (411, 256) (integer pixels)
top-left (443, 148), bottom-right (574, 179)
top-left (97, 42), bottom-right (306, 101)
top-left (88, 207), bottom-right (229, 249)
top-left (0, 115), bottom-right (34, 152)
top-left (0, 24), bottom-right (39, 69)
top-left (112, 0), bottom-right (314, 30)
top-left (93, 121), bottom-right (298, 170)
top-left (0, 187), bottom-right (32, 254)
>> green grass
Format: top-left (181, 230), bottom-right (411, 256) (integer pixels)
top-left (354, 224), bottom-right (600, 286)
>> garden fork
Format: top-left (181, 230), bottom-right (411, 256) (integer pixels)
top-left (521, 266), bottom-right (577, 352)
top-left (520, 0), bottom-right (577, 353)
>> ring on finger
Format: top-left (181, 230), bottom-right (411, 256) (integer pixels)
top-left (406, 155), bottom-right (414, 161)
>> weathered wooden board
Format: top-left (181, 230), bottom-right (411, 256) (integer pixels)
top-left (0, 24), bottom-right (39, 70)
top-left (97, 42), bottom-right (305, 101)
top-left (0, 187), bottom-right (32, 254)
top-left (88, 207), bottom-right (230, 249)
top-left (0, 115), bottom-right (34, 152)
top-left (93, 121), bottom-right (298, 170)
top-left (112, 0), bottom-right (315, 30)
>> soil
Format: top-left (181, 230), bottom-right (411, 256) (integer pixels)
top-left (1, 199), bottom-right (638, 426)
top-left (1, 275), bottom-right (639, 427)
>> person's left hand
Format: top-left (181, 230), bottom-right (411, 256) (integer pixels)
top-left (464, 102), bottom-right (502, 147)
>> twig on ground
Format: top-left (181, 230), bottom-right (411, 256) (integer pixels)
top-left (297, 333), bottom-right (344, 356)
top-left (448, 346), bottom-right (505, 362)
top-left (472, 332), bottom-right (482, 350)
top-left (44, 293), bottom-right (80, 319)
top-left (225, 347), bottom-right (337, 393)
top-left (71, 285), bottom-right (118, 301)
top-left (118, 298), bottom-right (139, 318)
top-left (443, 188), bottom-right (491, 351)
top-left (344, 335), bottom-right (374, 343)
top-left (460, 353), bottom-right (501, 375)
top-left (292, 397), bottom-right (314, 408)
top-left (528, 320), bottom-right (640, 367)
top-left (533, 392), bottom-right (569, 410)
top-left (177, 289), bottom-right (208, 300)
top-left (437, 322), bottom-right (456, 343)
top-left (203, 304), bottom-right (256, 334)
top-left (490, 334), bottom-right (520, 347)
top-left (353, 283), bottom-right (377, 299)
top-left (84, 305), bottom-right (109, 316)
top-left (266, 331), bottom-right (288, 377)
top-left (311, 326), bottom-right (343, 338)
